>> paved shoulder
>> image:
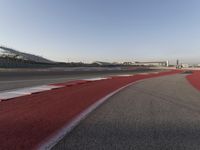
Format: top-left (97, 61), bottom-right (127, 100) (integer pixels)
top-left (53, 74), bottom-right (200, 150)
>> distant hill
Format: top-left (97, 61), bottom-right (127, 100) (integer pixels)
top-left (0, 46), bottom-right (54, 64)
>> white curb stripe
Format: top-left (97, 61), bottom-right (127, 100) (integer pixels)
top-left (0, 85), bottom-right (64, 101)
top-left (83, 77), bottom-right (108, 81)
top-left (114, 74), bottom-right (133, 77)
top-left (138, 73), bottom-right (150, 75)
top-left (0, 92), bottom-right (29, 100)
top-left (0, 73), bottom-right (143, 101)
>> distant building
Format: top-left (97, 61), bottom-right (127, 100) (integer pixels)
top-left (92, 61), bottom-right (113, 66)
top-left (123, 62), bottom-right (134, 65)
top-left (181, 64), bottom-right (189, 68)
top-left (131, 61), bottom-right (169, 67)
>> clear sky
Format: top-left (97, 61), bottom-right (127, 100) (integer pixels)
top-left (0, 0), bottom-right (200, 64)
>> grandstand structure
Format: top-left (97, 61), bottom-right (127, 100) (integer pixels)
top-left (0, 46), bottom-right (57, 68)
top-left (0, 45), bottom-right (170, 68)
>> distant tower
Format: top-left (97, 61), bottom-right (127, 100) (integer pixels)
top-left (176, 59), bottom-right (179, 66)
top-left (166, 60), bottom-right (169, 67)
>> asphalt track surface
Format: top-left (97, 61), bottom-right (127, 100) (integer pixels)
top-left (0, 71), bottom-right (179, 150)
top-left (0, 69), bottom-right (153, 92)
top-left (53, 73), bottom-right (200, 150)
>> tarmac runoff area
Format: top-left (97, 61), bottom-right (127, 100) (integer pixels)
top-left (53, 71), bottom-right (200, 150)
top-left (0, 69), bottom-right (154, 92)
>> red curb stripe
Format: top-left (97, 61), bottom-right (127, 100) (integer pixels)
top-left (186, 70), bottom-right (200, 91)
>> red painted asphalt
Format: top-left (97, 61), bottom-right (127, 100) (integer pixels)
top-left (186, 71), bottom-right (200, 91)
top-left (0, 70), bottom-right (180, 150)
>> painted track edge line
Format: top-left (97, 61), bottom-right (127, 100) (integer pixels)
top-left (37, 79), bottom-right (145, 150)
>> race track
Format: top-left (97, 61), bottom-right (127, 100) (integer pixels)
top-left (0, 70), bottom-right (179, 150)
top-left (53, 73), bottom-right (200, 150)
